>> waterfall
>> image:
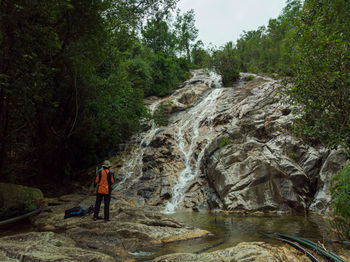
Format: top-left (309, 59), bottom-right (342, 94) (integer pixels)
top-left (164, 87), bottom-right (224, 213)
top-left (114, 104), bottom-right (161, 191)
top-left (116, 69), bottom-right (223, 213)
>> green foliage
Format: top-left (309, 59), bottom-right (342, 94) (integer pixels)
top-left (330, 161), bottom-right (350, 239)
top-left (153, 105), bottom-right (168, 126)
top-left (243, 75), bottom-right (255, 81)
top-left (175, 9), bottom-right (199, 62)
top-left (23, 193), bottom-right (37, 213)
top-left (191, 40), bottom-right (211, 68)
top-left (151, 54), bottom-right (178, 96)
top-left (236, 0), bottom-right (302, 74)
top-left (288, 151), bottom-right (297, 162)
top-left (0, 0), bottom-right (108, 182)
top-left (142, 16), bottom-right (176, 56)
top-left (0, 0), bottom-right (193, 187)
top-left (212, 42), bottom-right (240, 86)
top-left (284, 0), bottom-right (350, 152)
top-left (219, 137), bottom-right (234, 149)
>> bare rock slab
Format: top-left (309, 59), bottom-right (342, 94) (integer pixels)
top-left (153, 242), bottom-right (312, 262)
top-left (0, 232), bottom-right (114, 261)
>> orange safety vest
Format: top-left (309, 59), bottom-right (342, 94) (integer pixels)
top-left (95, 169), bottom-right (114, 195)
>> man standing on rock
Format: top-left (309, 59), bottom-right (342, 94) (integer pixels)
top-left (93, 160), bottom-right (115, 221)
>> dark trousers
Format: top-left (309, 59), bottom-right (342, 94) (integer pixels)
top-left (94, 193), bottom-right (111, 220)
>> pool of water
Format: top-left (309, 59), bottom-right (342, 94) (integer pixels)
top-left (130, 211), bottom-right (331, 261)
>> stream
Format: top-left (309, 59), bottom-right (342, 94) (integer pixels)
top-left (130, 211), bottom-right (331, 261)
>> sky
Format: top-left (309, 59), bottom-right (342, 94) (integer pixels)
top-left (177, 0), bottom-right (287, 48)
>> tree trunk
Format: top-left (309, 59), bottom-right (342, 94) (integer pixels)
top-left (186, 42), bottom-right (191, 62)
top-left (0, 0), bottom-right (15, 175)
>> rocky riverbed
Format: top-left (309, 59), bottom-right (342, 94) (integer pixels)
top-left (0, 70), bottom-right (348, 261)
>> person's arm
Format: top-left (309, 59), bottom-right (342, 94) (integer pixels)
top-left (111, 172), bottom-right (115, 184)
top-left (94, 173), bottom-right (99, 187)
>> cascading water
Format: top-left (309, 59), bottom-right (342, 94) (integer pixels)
top-left (164, 84), bottom-right (223, 213)
top-left (114, 104), bottom-right (161, 191)
top-left (116, 69), bottom-right (223, 211)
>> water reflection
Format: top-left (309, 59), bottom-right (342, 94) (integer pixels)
top-left (131, 211), bottom-right (330, 261)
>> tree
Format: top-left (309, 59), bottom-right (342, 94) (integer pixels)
top-left (191, 40), bottom-right (211, 68)
top-left (142, 15), bottom-right (176, 56)
top-left (284, 0), bottom-right (350, 152)
top-left (236, 27), bottom-right (266, 73)
top-left (211, 42), bottom-right (240, 87)
top-left (235, 0), bottom-right (302, 74)
top-left (174, 9), bottom-right (198, 62)
top-left (330, 161), bottom-right (350, 239)
top-left (0, 0), bottom-right (107, 183)
top-left (0, 0), bottom-right (189, 189)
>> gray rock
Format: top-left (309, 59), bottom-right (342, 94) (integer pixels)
top-left (33, 193), bottom-right (210, 257)
top-left (114, 70), bottom-right (346, 214)
top-left (0, 232), bottom-right (115, 262)
top-left (309, 151), bottom-right (347, 213)
top-left (153, 242), bottom-right (311, 262)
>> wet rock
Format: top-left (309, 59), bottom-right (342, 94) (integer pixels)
top-left (137, 187), bottom-right (156, 199)
top-left (160, 188), bottom-right (172, 200)
top-left (153, 242), bottom-right (311, 262)
top-left (42, 224), bottom-right (56, 231)
top-left (0, 232), bottom-right (114, 261)
top-left (113, 70), bottom-right (345, 214)
top-left (207, 188), bottom-right (224, 210)
top-left (309, 151), bottom-right (347, 213)
top-left (33, 194), bottom-right (210, 255)
top-left (141, 170), bottom-right (153, 180)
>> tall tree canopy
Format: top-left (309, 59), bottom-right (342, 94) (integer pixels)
top-left (0, 0), bottom-right (198, 191)
top-left (285, 0), bottom-right (350, 151)
top-left (174, 9), bottom-right (198, 62)
top-left (235, 0), bottom-right (302, 74)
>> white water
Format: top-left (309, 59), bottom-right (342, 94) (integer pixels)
top-left (116, 70), bottom-right (223, 213)
top-left (114, 105), bottom-right (160, 191)
top-left (164, 87), bottom-right (224, 213)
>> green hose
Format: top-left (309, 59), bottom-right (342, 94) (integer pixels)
top-left (274, 237), bottom-right (320, 262)
top-left (276, 233), bottom-right (345, 262)
top-left (298, 236), bottom-right (346, 262)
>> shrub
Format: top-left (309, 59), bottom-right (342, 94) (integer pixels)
top-left (211, 42), bottom-right (240, 87)
top-left (330, 161), bottom-right (350, 239)
top-left (219, 137), bottom-right (233, 149)
top-left (243, 75), bottom-right (255, 81)
top-left (153, 105), bottom-right (168, 126)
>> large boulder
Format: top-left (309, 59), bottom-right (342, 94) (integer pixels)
top-left (0, 183), bottom-right (44, 219)
top-left (309, 151), bottom-right (347, 214)
top-left (203, 134), bottom-right (329, 212)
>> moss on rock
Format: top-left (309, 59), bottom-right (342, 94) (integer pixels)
top-left (0, 183), bottom-right (44, 219)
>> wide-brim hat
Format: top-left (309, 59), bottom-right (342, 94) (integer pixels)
top-left (102, 160), bottom-right (111, 168)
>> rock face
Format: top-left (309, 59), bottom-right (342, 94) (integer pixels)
top-left (112, 70), bottom-right (346, 214)
top-left (153, 242), bottom-right (311, 262)
top-left (309, 151), bottom-right (347, 213)
top-left (0, 183), bottom-right (44, 219)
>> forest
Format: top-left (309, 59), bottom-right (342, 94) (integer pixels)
top-left (0, 0), bottom-right (349, 221)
